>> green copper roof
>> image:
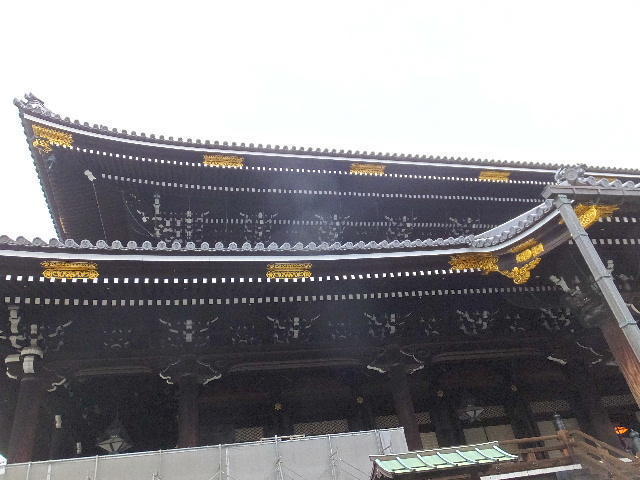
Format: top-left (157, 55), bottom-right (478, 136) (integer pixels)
top-left (371, 441), bottom-right (518, 477)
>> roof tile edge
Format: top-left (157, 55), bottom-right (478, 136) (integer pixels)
top-left (14, 93), bottom-right (615, 172)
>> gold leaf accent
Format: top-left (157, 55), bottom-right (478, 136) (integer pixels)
top-left (203, 154), bottom-right (244, 168)
top-left (41, 261), bottom-right (99, 279)
top-left (509, 238), bottom-right (538, 254)
top-left (501, 258), bottom-right (541, 284)
top-left (449, 253), bottom-right (541, 284)
top-left (32, 138), bottom-right (53, 154)
top-left (450, 253), bottom-right (499, 272)
top-left (266, 263), bottom-right (312, 279)
top-left (32, 124), bottom-right (74, 149)
top-left (573, 204), bottom-right (619, 229)
top-left (515, 242), bottom-right (544, 263)
top-left (350, 163), bottom-right (386, 175)
top-left (478, 170), bottom-right (510, 182)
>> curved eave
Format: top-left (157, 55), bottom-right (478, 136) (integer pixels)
top-left (16, 111), bottom-right (65, 238)
top-left (0, 207), bottom-right (566, 279)
top-left (15, 95), bottom-right (640, 176)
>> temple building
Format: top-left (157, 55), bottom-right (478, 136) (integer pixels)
top-left (1, 93), bottom-right (640, 478)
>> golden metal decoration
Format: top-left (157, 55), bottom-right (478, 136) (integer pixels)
top-left (515, 242), bottom-right (544, 263)
top-left (573, 203), bottom-right (619, 229)
top-left (203, 154), bottom-right (244, 168)
top-left (509, 238), bottom-right (538, 254)
top-left (266, 263), bottom-right (312, 279)
top-left (449, 253), bottom-right (541, 284)
top-left (32, 124), bottom-right (74, 152)
top-left (41, 261), bottom-right (99, 279)
top-left (450, 253), bottom-right (499, 272)
top-left (32, 138), bottom-right (53, 154)
top-left (501, 258), bottom-right (541, 284)
top-left (350, 163), bottom-right (386, 175)
top-left (478, 170), bottom-right (510, 182)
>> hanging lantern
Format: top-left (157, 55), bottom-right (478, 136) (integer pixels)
top-left (97, 418), bottom-right (132, 454)
top-left (457, 400), bottom-right (485, 423)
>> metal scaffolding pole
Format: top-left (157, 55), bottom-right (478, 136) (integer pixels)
top-left (553, 194), bottom-right (640, 406)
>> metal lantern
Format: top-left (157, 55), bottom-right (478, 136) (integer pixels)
top-left (458, 400), bottom-right (485, 423)
top-left (97, 418), bottom-right (132, 454)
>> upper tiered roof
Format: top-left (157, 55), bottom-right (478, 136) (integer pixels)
top-left (14, 93), bottom-right (640, 252)
top-left (14, 93), bottom-right (640, 174)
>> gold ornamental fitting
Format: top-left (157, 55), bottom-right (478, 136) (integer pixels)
top-left (478, 170), bottom-right (510, 182)
top-left (266, 263), bottom-right (312, 279)
top-left (32, 124), bottom-right (74, 154)
top-left (202, 154), bottom-right (244, 168)
top-left (350, 163), bottom-right (386, 175)
top-left (41, 261), bottom-right (99, 279)
top-left (572, 203), bottom-right (619, 229)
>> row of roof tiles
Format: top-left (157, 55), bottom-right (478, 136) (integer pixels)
top-left (15, 93), bottom-right (640, 173)
top-left (0, 202), bottom-right (555, 253)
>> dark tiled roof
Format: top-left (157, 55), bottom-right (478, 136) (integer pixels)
top-left (15, 93), bottom-right (640, 174)
top-left (0, 201), bottom-right (556, 254)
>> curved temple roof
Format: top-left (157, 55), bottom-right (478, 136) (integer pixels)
top-left (14, 93), bottom-right (640, 175)
top-left (0, 200), bottom-right (555, 257)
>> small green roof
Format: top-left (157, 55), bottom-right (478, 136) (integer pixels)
top-left (371, 441), bottom-right (517, 477)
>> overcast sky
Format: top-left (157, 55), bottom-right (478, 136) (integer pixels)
top-left (1, 1), bottom-right (638, 240)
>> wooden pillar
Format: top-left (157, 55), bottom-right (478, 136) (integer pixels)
top-left (177, 375), bottom-right (199, 448)
top-left (269, 401), bottom-right (293, 436)
top-left (348, 394), bottom-right (374, 432)
top-left (389, 366), bottom-right (422, 450)
top-left (503, 377), bottom-right (539, 439)
top-left (0, 374), bottom-right (14, 455)
top-left (7, 375), bottom-right (46, 463)
top-left (566, 361), bottom-right (619, 447)
top-left (48, 414), bottom-right (66, 460)
top-left (429, 390), bottom-right (464, 447)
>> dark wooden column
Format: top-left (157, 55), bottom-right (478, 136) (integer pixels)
top-left (269, 401), bottom-right (293, 436)
top-left (566, 361), bottom-right (619, 447)
top-left (502, 368), bottom-right (539, 439)
top-left (0, 373), bottom-right (15, 455)
top-left (177, 375), bottom-right (200, 448)
top-left (48, 414), bottom-right (66, 460)
top-left (429, 390), bottom-right (464, 447)
top-left (8, 375), bottom-right (46, 463)
top-left (389, 365), bottom-right (422, 450)
top-left (348, 394), bottom-right (374, 432)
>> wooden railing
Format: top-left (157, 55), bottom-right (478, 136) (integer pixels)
top-left (494, 430), bottom-right (640, 479)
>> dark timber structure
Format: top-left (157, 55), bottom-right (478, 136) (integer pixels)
top-left (1, 94), bottom-right (640, 467)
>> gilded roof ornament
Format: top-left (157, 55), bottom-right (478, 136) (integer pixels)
top-left (203, 154), bottom-right (244, 168)
top-left (266, 263), bottom-right (312, 279)
top-left (31, 124), bottom-right (74, 154)
top-left (41, 261), bottom-right (99, 279)
top-left (350, 163), bottom-right (385, 175)
top-left (478, 170), bottom-right (510, 182)
top-left (573, 203), bottom-right (619, 229)
top-left (449, 253), bottom-right (541, 284)
top-left (514, 242), bottom-right (544, 263)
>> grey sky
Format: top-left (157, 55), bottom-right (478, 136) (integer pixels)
top-left (1, 1), bottom-right (638, 239)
